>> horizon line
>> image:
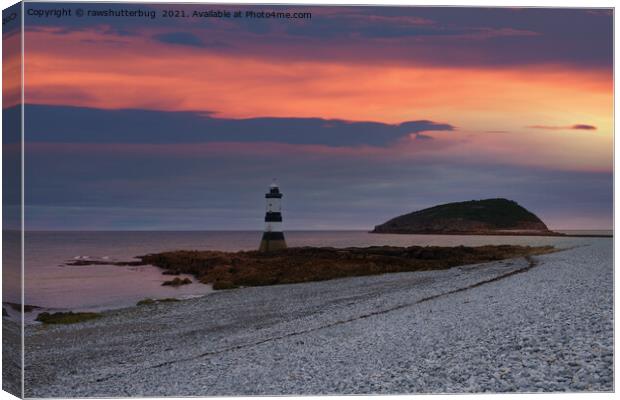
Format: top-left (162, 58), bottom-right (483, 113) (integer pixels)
top-left (15, 228), bottom-right (614, 233)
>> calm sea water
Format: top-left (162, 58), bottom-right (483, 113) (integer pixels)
top-left (13, 230), bottom-right (611, 314)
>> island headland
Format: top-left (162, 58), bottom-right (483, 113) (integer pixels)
top-left (372, 198), bottom-right (610, 237)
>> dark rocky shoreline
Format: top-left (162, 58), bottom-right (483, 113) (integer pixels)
top-left (67, 245), bottom-right (555, 291)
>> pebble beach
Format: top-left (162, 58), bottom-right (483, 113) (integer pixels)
top-left (21, 238), bottom-right (613, 396)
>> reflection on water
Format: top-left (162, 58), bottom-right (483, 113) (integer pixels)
top-left (23, 230), bottom-right (611, 312)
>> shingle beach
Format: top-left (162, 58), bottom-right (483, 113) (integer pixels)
top-left (22, 238), bottom-right (612, 396)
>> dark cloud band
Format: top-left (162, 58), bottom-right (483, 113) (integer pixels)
top-left (527, 124), bottom-right (597, 131)
top-left (21, 104), bottom-right (453, 147)
top-left (23, 5), bottom-right (612, 70)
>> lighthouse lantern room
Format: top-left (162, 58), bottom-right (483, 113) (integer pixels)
top-left (259, 181), bottom-right (287, 252)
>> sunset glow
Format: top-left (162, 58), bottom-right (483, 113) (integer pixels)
top-left (13, 4), bottom-right (613, 229)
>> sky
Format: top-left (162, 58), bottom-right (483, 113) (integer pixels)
top-left (6, 4), bottom-right (613, 230)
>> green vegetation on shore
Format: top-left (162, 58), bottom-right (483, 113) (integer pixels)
top-left (136, 299), bottom-right (156, 306)
top-left (161, 277), bottom-right (192, 287)
top-left (35, 311), bottom-right (101, 324)
top-left (137, 298), bottom-right (180, 306)
top-left (140, 245), bottom-right (554, 290)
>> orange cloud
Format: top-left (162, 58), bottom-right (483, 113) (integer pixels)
top-left (24, 28), bottom-right (611, 119)
top-left (23, 27), bottom-right (612, 172)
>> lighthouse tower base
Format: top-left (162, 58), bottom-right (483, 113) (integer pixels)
top-left (259, 231), bottom-right (287, 252)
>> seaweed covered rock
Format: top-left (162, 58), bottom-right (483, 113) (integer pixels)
top-left (141, 244), bottom-right (554, 291)
top-left (35, 311), bottom-right (101, 324)
top-left (161, 277), bottom-right (192, 287)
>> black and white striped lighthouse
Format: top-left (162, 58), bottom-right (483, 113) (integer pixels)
top-left (259, 181), bottom-right (287, 252)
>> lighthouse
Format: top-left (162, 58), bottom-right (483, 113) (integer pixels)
top-left (259, 181), bottom-right (287, 252)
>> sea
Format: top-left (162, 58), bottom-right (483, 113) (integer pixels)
top-left (4, 230), bottom-right (612, 318)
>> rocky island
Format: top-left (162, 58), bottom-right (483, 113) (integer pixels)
top-left (372, 198), bottom-right (560, 236)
